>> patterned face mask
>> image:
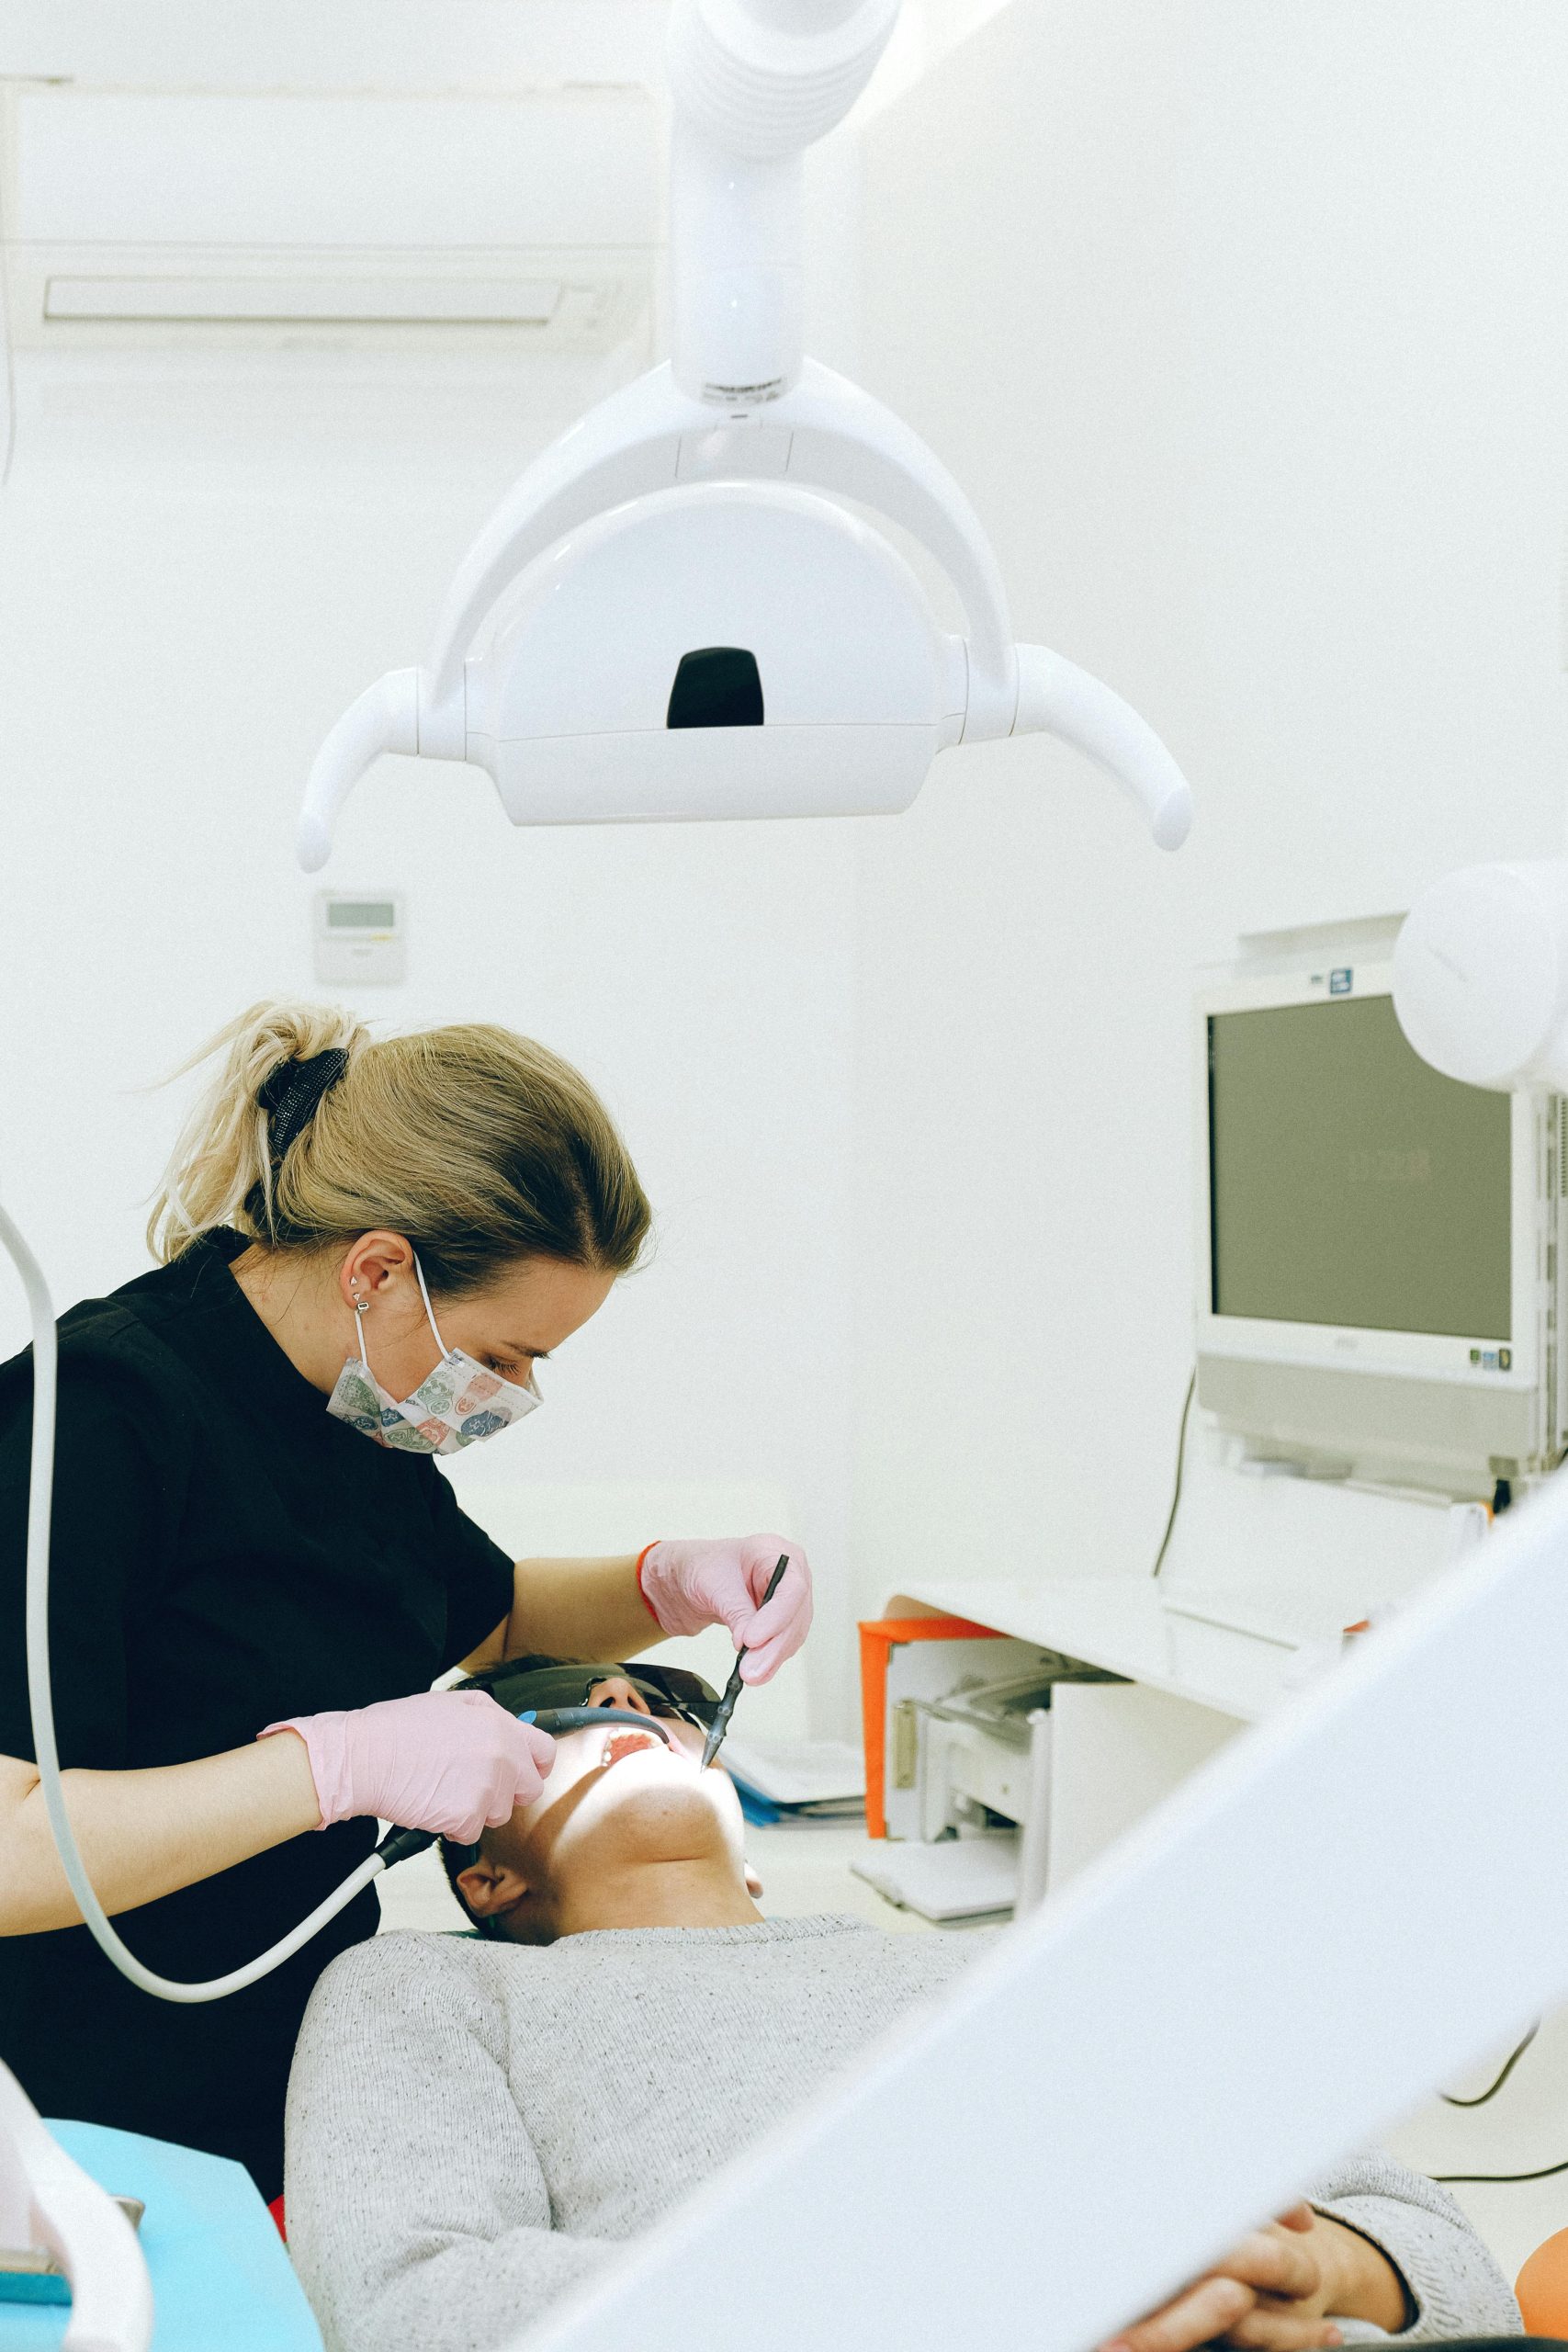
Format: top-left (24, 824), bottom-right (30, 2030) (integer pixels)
top-left (324, 1256), bottom-right (541, 1455)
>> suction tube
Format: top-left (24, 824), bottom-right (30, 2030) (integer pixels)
top-left (0, 1204), bottom-right (406, 2005)
top-left (521, 1709), bottom-right (675, 1744)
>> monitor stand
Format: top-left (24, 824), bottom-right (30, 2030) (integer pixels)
top-left (1150, 1449), bottom-right (1461, 1652)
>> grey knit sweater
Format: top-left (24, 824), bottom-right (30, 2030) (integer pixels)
top-left (285, 1917), bottom-right (1519, 2352)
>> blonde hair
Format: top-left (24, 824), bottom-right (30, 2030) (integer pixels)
top-left (148, 1000), bottom-right (651, 1291)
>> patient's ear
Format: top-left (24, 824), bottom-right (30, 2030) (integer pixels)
top-left (456, 1854), bottom-right (534, 1921)
top-left (744, 1863), bottom-right (763, 1897)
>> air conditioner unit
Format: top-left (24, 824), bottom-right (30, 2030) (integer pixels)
top-left (0, 82), bottom-right (661, 354)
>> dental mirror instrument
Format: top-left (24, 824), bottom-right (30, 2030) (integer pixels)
top-left (701, 1555), bottom-right (790, 1770)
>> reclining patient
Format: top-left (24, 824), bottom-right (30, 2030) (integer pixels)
top-left (285, 1657), bottom-right (1519, 2352)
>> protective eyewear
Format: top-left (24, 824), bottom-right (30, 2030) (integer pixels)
top-left (466, 1656), bottom-right (725, 1734)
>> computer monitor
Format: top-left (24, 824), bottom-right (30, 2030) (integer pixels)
top-left (1195, 930), bottom-right (1568, 1501)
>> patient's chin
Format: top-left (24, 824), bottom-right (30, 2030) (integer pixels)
top-left (562, 1762), bottom-right (735, 1866)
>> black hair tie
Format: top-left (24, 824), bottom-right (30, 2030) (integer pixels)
top-left (257, 1048), bottom-right (349, 1161)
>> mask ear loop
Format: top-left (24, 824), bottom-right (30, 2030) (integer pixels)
top-left (412, 1255), bottom-right (543, 1411)
top-left (413, 1254), bottom-right (449, 1359)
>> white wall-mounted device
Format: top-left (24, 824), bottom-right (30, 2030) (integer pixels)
top-left (0, 83), bottom-right (659, 356)
top-left (297, 0), bottom-right (1195, 868)
top-left (1195, 918), bottom-right (1568, 1499)
top-left (313, 891), bottom-right (405, 986)
top-left (1393, 858), bottom-right (1568, 1093)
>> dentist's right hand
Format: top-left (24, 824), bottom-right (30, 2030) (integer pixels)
top-left (260, 1690), bottom-right (557, 1842)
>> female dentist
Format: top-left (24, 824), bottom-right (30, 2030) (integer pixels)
top-left (0, 1001), bottom-right (812, 2202)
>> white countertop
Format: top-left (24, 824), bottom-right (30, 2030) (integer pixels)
top-left (904, 1575), bottom-right (1306, 1722)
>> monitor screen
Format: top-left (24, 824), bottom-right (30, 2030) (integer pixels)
top-left (326, 900), bottom-right (396, 931)
top-left (1208, 994), bottom-right (1512, 1341)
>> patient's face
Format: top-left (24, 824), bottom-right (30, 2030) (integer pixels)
top-left (479, 1676), bottom-right (749, 1932)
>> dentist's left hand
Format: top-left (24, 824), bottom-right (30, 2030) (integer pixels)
top-left (637, 1535), bottom-right (814, 1682)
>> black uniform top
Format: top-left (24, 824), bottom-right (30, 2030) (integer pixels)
top-left (0, 1230), bottom-right (515, 2199)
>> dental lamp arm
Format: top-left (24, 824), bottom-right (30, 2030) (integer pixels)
top-left (666, 0), bottom-right (900, 405)
top-left (1013, 644), bottom-right (1193, 851)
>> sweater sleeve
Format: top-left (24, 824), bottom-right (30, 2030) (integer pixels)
top-left (1309, 2151), bottom-right (1522, 2341)
top-left (286, 1936), bottom-right (616, 2352)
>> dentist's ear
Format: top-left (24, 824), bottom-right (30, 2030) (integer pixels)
top-left (457, 1855), bottom-right (535, 1918)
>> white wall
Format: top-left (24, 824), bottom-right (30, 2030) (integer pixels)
top-left (0, 341), bottom-right (861, 1730)
top-left (847, 0), bottom-right (1568, 1614)
top-left (0, 2), bottom-right (672, 92)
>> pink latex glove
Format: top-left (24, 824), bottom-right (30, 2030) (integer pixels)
top-left (260, 1690), bottom-right (556, 1841)
top-left (637, 1535), bottom-right (814, 1682)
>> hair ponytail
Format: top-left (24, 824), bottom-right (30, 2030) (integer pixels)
top-left (148, 1001), bottom-right (367, 1264)
top-left (146, 1000), bottom-right (650, 1290)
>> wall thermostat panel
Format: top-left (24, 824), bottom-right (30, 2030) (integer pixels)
top-left (313, 890), bottom-right (405, 984)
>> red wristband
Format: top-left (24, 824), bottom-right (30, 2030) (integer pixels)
top-left (635, 1541), bottom-right (663, 1624)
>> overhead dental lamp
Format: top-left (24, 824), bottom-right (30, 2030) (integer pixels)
top-left (297, 0), bottom-right (1194, 865)
top-left (1393, 860), bottom-right (1568, 1091)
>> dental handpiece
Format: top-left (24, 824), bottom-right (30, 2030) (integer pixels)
top-left (701, 1554), bottom-right (790, 1770)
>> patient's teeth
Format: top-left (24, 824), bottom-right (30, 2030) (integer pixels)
top-left (603, 1730), bottom-right (661, 1769)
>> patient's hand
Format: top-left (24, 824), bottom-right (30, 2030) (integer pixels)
top-left (1100, 2202), bottom-right (1412, 2352)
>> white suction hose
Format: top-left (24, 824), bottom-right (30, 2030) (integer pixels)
top-left (1, 1202), bottom-right (388, 2005)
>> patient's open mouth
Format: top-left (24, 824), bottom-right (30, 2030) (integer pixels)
top-left (602, 1729), bottom-right (665, 1769)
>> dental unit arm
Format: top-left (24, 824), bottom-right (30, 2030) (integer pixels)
top-left (297, 0), bottom-right (1194, 868)
top-left (0, 2058), bottom-right (152, 2351)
